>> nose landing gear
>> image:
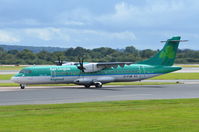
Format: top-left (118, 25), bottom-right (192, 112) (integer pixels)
top-left (20, 84), bottom-right (25, 89)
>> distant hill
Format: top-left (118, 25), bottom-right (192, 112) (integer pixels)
top-left (0, 44), bottom-right (67, 53)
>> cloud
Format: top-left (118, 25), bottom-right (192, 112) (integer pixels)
top-left (1, 0), bottom-right (198, 30)
top-left (0, 0), bottom-right (198, 49)
top-left (50, 28), bottom-right (136, 48)
top-left (61, 28), bottom-right (136, 41)
top-left (54, 8), bottom-right (94, 27)
top-left (5, 27), bottom-right (134, 48)
top-left (63, 21), bottom-right (85, 26)
top-left (24, 28), bottom-right (70, 41)
top-left (96, 0), bottom-right (199, 28)
top-left (0, 31), bottom-right (20, 43)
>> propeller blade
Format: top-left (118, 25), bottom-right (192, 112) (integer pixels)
top-left (77, 57), bottom-right (85, 72)
top-left (57, 56), bottom-right (63, 66)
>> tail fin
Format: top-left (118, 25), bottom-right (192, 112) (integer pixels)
top-left (137, 36), bottom-right (181, 66)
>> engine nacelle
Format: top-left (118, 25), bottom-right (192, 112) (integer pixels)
top-left (83, 63), bottom-right (103, 72)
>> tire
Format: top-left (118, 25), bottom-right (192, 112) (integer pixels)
top-left (20, 84), bottom-right (25, 89)
top-left (95, 83), bottom-right (102, 88)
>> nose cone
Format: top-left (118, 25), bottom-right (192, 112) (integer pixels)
top-left (11, 76), bottom-right (19, 83)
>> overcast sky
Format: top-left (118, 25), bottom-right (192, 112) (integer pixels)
top-left (0, 0), bottom-right (198, 49)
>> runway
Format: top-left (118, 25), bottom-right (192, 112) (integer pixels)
top-left (0, 84), bottom-right (199, 105)
top-left (0, 70), bottom-right (19, 74)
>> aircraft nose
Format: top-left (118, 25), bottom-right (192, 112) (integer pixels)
top-left (11, 76), bottom-right (18, 83)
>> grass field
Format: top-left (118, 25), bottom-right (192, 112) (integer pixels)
top-left (0, 65), bottom-right (25, 70)
top-left (0, 74), bottom-right (13, 80)
top-left (175, 65), bottom-right (199, 67)
top-left (0, 98), bottom-right (199, 132)
top-left (151, 73), bottom-right (199, 80)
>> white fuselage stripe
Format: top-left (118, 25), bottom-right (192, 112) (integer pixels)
top-left (12, 73), bottom-right (162, 84)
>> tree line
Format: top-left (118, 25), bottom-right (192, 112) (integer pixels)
top-left (0, 46), bottom-right (199, 65)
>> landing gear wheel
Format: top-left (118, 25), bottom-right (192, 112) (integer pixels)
top-left (20, 84), bottom-right (25, 89)
top-left (84, 85), bottom-right (91, 88)
top-left (95, 83), bottom-right (102, 88)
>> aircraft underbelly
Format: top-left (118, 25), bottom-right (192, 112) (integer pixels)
top-left (12, 76), bottom-right (50, 84)
top-left (15, 76), bottom-right (78, 84)
top-left (113, 74), bottom-right (159, 82)
top-left (76, 73), bottom-right (160, 84)
top-left (14, 73), bottom-right (160, 84)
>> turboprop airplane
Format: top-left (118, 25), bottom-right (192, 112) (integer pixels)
top-left (11, 36), bottom-right (186, 89)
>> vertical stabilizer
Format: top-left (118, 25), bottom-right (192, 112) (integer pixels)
top-left (137, 36), bottom-right (181, 66)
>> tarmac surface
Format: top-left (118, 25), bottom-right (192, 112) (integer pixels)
top-left (0, 70), bottom-right (19, 74)
top-left (0, 84), bottom-right (199, 105)
top-left (174, 67), bottom-right (199, 73)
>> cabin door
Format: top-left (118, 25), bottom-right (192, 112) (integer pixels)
top-left (51, 69), bottom-right (56, 79)
top-left (79, 71), bottom-right (85, 79)
top-left (139, 66), bottom-right (145, 79)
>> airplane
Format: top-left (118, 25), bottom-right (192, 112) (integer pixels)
top-left (11, 36), bottom-right (186, 89)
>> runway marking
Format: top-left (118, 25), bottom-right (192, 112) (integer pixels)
top-left (0, 88), bottom-right (20, 92)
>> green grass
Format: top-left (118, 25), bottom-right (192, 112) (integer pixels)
top-left (0, 98), bottom-right (199, 132)
top-left (0, 65), bottom-right (25, 70)
top-left (0, 74), bottom-right (13, 80)
top-left (151, 73), bottom-right (199, 80)
top-left (0, 83), bottom-right (18, 87)
top-left (175, 65), bottom-right (199, 68)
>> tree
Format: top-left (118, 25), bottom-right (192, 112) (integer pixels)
top-left (140, 49), bottom-right (155, 58)
top-left (16, 49), bottom-right (36, 60)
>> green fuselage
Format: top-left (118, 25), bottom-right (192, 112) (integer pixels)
top-left (11, 64), bottom-right (181, 85)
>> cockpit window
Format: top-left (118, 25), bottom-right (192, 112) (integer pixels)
top-left (19, 69), bottom-right (32, 74)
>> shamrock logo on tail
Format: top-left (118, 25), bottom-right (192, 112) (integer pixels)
top-left (160, 45), bottom-right (175, 59)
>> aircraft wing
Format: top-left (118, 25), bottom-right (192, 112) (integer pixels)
top-left (96, 62), bottom-right (133, 69)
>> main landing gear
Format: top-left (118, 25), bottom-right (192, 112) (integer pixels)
top-left (84, 82), bottom-right (103, 88)
top-left (20, 84), bottom-right (25, 89)
top-left (95, 82), bottom-right (102, 88)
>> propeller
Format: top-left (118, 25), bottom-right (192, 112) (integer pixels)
top-left (77, 57), bottom-right (85, 72)
top-left (56, 56), bottom-right (63, 66)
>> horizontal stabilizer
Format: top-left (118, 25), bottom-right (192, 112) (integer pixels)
top-left (160, 40), bottom-right (188, 43)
